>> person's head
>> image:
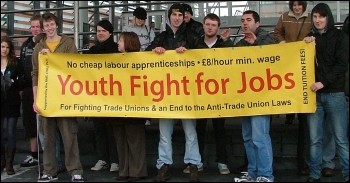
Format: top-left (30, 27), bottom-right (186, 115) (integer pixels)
top-left (30, 15), bottom-right (42, 37)
top-left (96, 20), bottom-right (114, 43)
top-left (168, 3), bottom-right (185, 29)
top-left (182, 3), bottom-right (193, 23)
top-left (241, 10), bottom-right (260, 33)
top-left (203, 13), bottom-right (221, 37)
top-left (150, 21), bottom-right (155, 28)
top-left (133, 7), bottom-right (147, 27)
top-left (41, 13), bottom-right (59, 37)
top-left (311, 3), bottom-right (335, 33)
top-left (1, 36), bottom-right (16, 65)
top-left (289, 1), bottom-right (307, 16)
top-left (118, 32), bottom-right (141, 52)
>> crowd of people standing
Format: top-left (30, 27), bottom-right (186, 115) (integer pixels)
top-left (1, 1), bottom-right (348, 182)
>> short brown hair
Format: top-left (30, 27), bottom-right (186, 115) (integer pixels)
top-left (41, 12), bottom-right (59, 28)
top-left (203, 13), bottom-right (221, 26)
top-left (119, 32), bottom-right (141, 52)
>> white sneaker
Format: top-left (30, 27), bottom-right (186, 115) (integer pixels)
top-left (234, 172), bottom-right (255, 182)
top-left (91, 160), bottom-right (109, 171)
top-left (20, 155), bottom-right (39, 167)
top-left (218, 163), bottom-right (230, 175)
top-left (256, 176), bottom-right (273, 182)
top-left (110, 163), bottom-right (119, 172)
top-left (71, 175), bottom-right (84, 182)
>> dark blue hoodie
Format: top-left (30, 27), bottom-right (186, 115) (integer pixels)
top-left (308, 3), bottom-right (349, 93)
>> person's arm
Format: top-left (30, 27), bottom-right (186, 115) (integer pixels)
top-left (31, 43), bottom-right (41, 113)
top-left (32, 85), bottom-right (39, 113)
top-left (319, 32), bottom-right (349, 87)
top-left (145, 32), bottom-right (165, 51)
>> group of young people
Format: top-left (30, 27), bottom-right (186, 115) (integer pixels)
top-left (1, 1), bottom-right (348, 182)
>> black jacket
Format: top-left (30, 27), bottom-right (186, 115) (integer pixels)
top-left (18, 36), bottom-right (36, 89)
top-left (145, 22), bottom-right (197, 51)
top-left (3, 61), bottom-right (21, 117)
top-left (308, 3), bottom-right (349, 93)
top-left (186, 18), bottom-right (204, 37)
top-left (86, 36), bottom-right (118, 54)
top-left (194, 35), bottom-right (234, 49)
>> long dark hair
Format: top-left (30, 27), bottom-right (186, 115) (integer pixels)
top-left (1, 36), bottom-right (17, 67)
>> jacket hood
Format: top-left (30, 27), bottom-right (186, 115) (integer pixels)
top-left (311, 3), bottom-right (335, 34)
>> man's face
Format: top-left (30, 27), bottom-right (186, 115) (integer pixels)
top-left (43, 19), bottom-right (57, 37)
top-left (203, 18), bottom-right (219, 37)
top-left (170, 12), bottom-right (184, 29)
top-left (241, 13), bottom-right (259, 33)
top-left (96, 26), bottom-right (111, 43)
top-left (30, 20), bottom-right (42, 36)
top-left (312, 13), bottom-right (327, 32)
top-left (184, 11), bottom-right (192, 23)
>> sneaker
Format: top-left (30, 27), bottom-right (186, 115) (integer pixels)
top-left (234, 172), bottom-right (255, 182)
top-left (20, 155), bottom-right (39, 167)
top-left (90, 160), bottom-right (109, 171)
top-left (154, 164), bottom-right (170, 182)
top-left (218, 163), bottom-right (230, 175)
top-left (38, 174), bottom-right (58, 182)
top-left (256, 176), bottom-right (273, 182)
top-left (110, 163), bottom-right (119, 172)
top-left (183, 165), bottom-right (203, 174)
top-left (71, 175), bottom-right (84, 182)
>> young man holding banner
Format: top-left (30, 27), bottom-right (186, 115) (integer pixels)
top-left (233, 10), bottom-right (276, 182)
top-left (31, 12), bottom-right (84, 182)
top-left (145, 3), bottom-right (202, 182)
top-left (303, 3), bottom-right (349, 182)
top-left (187, 13), bottom-right (233, 175)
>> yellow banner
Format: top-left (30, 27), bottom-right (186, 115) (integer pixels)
top-left (36, 41), bottom-right (316, 118)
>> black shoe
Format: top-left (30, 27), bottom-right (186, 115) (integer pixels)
top-left (154, 164), bottom-right (170, 182)
top-left (189, 164), bottom-right (199, 182)
top-left (306, 177), bottom-right (320, 182)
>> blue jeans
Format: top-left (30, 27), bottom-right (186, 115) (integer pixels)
top-left (242, 115), bottom-right (274, 181)
top-left (156, 119), bottom-right (202, 169)
top-left (307, 92), bottom-right (349, 180)
top-left (322, 117), bottom-right (335, 169)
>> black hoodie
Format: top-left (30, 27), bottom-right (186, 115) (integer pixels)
top-left (308, 3), bottom-right (349, 93)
